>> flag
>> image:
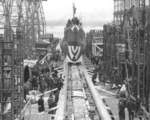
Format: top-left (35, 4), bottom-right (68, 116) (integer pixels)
top-left (73, 3), bottom-right (76, 17)
top-left (56, 41), bottom-right (62, 52)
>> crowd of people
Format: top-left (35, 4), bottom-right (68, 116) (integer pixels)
top-left (36, 65), bottom-right (64, 114)
top-left (38, 89), bottom-right (60, 114)
top-left (24, 63), bottom-right (64, 113)
top-left (25, 65), bottom-right (63, 90)
top-left (118, 86), bottom-right (142, 120)
top-left (31, 67), bottom-right (63, 92)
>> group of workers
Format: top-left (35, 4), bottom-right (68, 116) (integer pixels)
top-left (36, 66), bottom-right (64, 113)
top-left (30, 66), bottom-right (63, 91)
top-left (89, 55), bottom-right (142, 120)
top-left (23, 62), bottom-right (64, 114)
top-left (118, 87), bottom-right (142, 120)
top-left (38, 89), bottom-right (60, 114)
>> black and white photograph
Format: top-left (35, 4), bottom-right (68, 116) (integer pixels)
top-left (0, 0), bottom-right (150, 120)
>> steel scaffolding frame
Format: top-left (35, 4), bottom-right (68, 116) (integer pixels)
top-left (0, 1), bottom-right (24, 120)
top-left (0, 0), bottom-right (47, 119)
top-left (24, 0), bottom-right (46, 58)
top-left (118, 0), bottom-right (150, 117)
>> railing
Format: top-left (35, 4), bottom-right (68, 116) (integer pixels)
top-left (141, 106), bottom-right (150, 120)
top-left (81, 65), bottom-right (112, 120)
top-left (21, 98), bottom-right (32, 120)
top-left (55, 62), bottom-right (68, 120)
top-left (20, 88), bottom-right (58, 120)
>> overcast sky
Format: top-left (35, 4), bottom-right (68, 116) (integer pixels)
top-left (43, 0), bottom-right (114, 38)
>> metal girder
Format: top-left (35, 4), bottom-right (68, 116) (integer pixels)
top-left (122, 0), bottom-right (150, 114)
top-left (0, 0), bottom-right (47, 119)
top-left (0, 0), bottom-right (24, 120)
top-left (24, 0), bottom-right (46, 58)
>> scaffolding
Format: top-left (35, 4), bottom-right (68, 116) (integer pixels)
top-left (0, 1), bottom-right (24, 120)
top-left (0, 0), bottom-right (47, 119)
top-left (0, 0), bottom-right (26, 120)
top-left (24, 0), bottom-right (46, 58)
top-left (116, 0), bottom-right (150, 117)
top-left (109, 1), bottom-right (150, 118)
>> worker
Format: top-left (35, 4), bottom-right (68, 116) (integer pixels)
top-left (92, 73), bottom-right (97, 85)
top-left (54, 89), bottom-right (59, 105)
top-left (38, 95), bottom-right (45, 112)
top-left (118, 84), bottom-right (127, 120)
top-left (48, 92), bottom-right (56, 114)
top-left (118, 94), bottom-right (126, 120)
top-left (126, 97), bottom-right (135, 120)
top-left (57, 74), bottom-right (64, 90)
top-left (31, 76), bottom-right (37, 90)
top-left (48, 92), bottom-right (55, 109)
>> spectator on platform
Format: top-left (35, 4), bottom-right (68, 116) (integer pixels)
top-left (31, 76), bottom-right (37, 90)
top-left (45, 75), bottom-right (50, 90)
top-left (39, 74), bottom-right (46, 92)
top-left (92, 73), bottom-right (97, 85)
top-left (51, 75), bottom-right (58, 89)
top-left (59, 74), bottom-right (63, 80)
top-left (54, 89), bottom-right (59, 105)
top-left (53, 69), bottom-right (58, 78)
top-left (24, 80), bottom-right (31, 102)
top-left (38, 95), bottom-right (45, 112)
top-left (38, 75), bottom-right (43, 92)
top-left (49, 75), bottom-right (54, 90)
top-left (37, 76), bottom-right (41, 91)
top-left (48, 92), bottom-right (55, 109)
top-left (57, 74), bottom-right (64, 90)
top-left (51, 66), bottom-right (54, 73)
top-left (41, 76), bottom-right (47, 92)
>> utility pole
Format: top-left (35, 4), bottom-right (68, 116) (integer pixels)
top-left (144, 0), bottom-right (150, 112)
top-left (137, 0), bottom-right (145, 100)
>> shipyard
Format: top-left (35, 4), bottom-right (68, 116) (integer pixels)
top-left (0, 0), bottom-right (150, 120)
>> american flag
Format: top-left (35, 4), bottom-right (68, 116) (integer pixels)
top-left (73, 3), bottom-right (76, 17)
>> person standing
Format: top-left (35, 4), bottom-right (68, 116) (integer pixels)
top-left (126, 98), bottom-right (135, 120)
top-left (38, 95), bottom-right (45, 112)
top-left (57, 74), bottom-right (64, 90)
top-left (48, 92), bottom-right (56, 114)
top-left (118, 97), bottom-right (126, 120)
top-left (118, 84), bottom-right (127, 120)
top-left (31, 76), bottom-right (37, 90)
top-left (54, 90), bottom-right (59, 105)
